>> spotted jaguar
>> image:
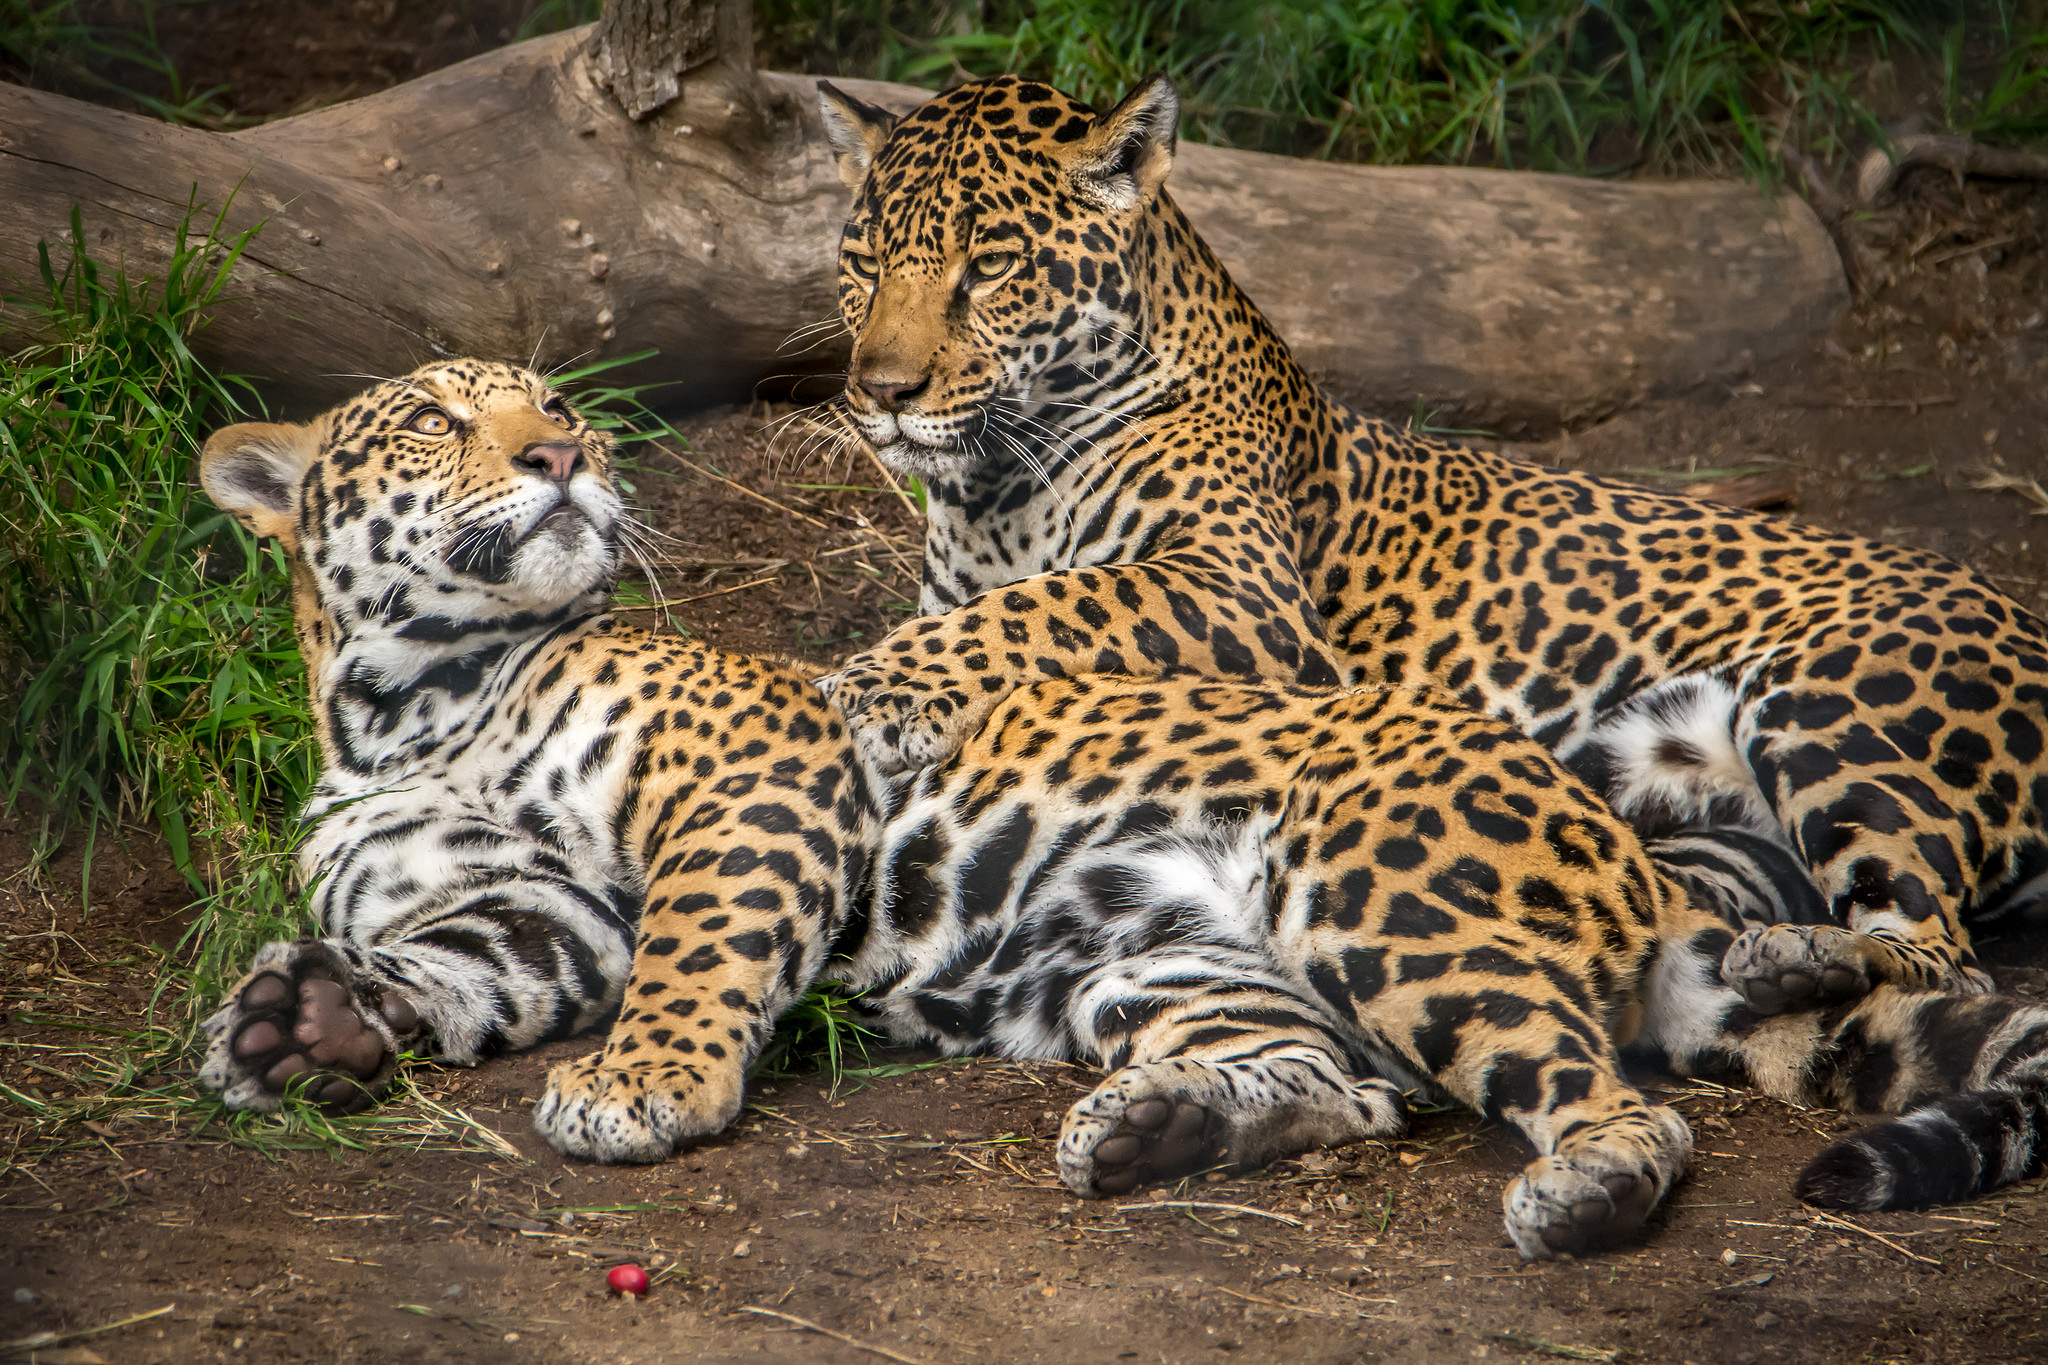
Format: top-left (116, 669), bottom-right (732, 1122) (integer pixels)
top-left (194, 363), bottom-right (2046, 1260)
top-left (811, 74), bottom-right (2048, 1015)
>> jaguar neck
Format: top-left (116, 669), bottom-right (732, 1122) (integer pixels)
top-left (308, 585), bottom-right (606, 777)
top-left (1139, 197), bottom-right (1314, 404)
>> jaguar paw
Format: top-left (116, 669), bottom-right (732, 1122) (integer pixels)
top-left (1502, 1106), bottom-right (1690, 1260)
top-left (533, 1052), bottom-right (743, 1163)
top-left (1057, 1056), bottom-right (1404, 1198)
top-left (197, 941), bottom-right (415, 1114)
top-left (824, 662), bottom-right (977, 776)
top-left (1720, 925), bottom-right (1881, 1014)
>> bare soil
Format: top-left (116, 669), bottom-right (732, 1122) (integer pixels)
top-left (7, 9), bottom-right (2048, 1364)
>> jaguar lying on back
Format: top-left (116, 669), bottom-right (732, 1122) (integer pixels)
top-left (195, 363), bottom-right (2048, 1258)
top-left (811, 75), bottom-right (2048, 1011)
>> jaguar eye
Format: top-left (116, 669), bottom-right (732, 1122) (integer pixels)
top-left (406, 407), bottom-right (453, 436)
top-left (847, 251), bottom-right (880, 280)
top-left (969, 251), bottom-right (1017, 281)
top-left (540, 396), bottom-right (573, 428)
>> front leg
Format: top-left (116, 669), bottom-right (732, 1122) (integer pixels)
top-left (534, 714), bottom-right (877, 1162)
top-left (826, 552), bottom-right (1340, 774)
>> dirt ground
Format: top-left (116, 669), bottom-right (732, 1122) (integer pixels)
top-left (8, 8), bottom-right (2048, 1364)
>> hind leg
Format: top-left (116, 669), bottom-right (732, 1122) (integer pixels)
top-left (1645, 827), bottom-right (1880, 1014)
top-left (1577, 666), bottom-right (1996, 999)
top-left (1054, 947), bottom-right (1407, 1197)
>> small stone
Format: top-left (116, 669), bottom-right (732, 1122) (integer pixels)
top-left (560, 218), bottom-right (581, 236)
top-left (674, 125), bottom-right (693, 135)
top-left (422, 173), bottom-right (444, 191)
top-left (587, 254), bottom-right (610, 281)
top-left (731, 1239), bottom-right (751, 1258)
top-left (595, 308), bottom-right (615, 327)
top-left (504, 1332), bottom-right (520, 1343)
top-left (382, 156), bottom-right (402, 172)
top-left (486, 261), bottom-right (503, 276)
top-left (1720, 1248), bottom-right (1739, 1266)
top-left (13, 1288), bottom-right (35, 1303)
top-left (1752, 1311), bottom-right (1780, 1331)
top-left (441, 1284), bottom-right (464, 1299)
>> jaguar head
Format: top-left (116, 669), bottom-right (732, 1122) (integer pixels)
top-left (818, 74), bottom-right (1180, 483)
top-left (200, 360), bottom-right (623, 646)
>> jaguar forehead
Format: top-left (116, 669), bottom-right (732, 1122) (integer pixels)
top-left (863, 77), bottom-right (1097, 241)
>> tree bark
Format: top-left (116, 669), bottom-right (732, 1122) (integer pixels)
top-left (591, 0), bottom-right (752, 119)
top-left (0, 30), bottom-right (1846, 433)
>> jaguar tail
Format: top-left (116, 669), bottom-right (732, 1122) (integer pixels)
top-left (1796, 1081), bottom-right (2048, 1211)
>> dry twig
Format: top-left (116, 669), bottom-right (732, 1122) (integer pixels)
top-left (1806, 1209), bottom-right (1941, 1266)
top-left (653, 442), bottom-right (830, 530)
top-left (1974, 471), bottom-right (2048, 516)
top-left (738, 1306), bottom-right (937, 1365)
top-left (644, 574), bottom-right (785, 609)
top-left (1, 1303), bottom-right (175, 1358)
top-left (1204, 1283), bottom-right (1344, 1318)
top-left (1114, 1200), bottom-right (1305, 1228)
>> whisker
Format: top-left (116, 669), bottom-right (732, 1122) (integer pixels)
top-left (541, 347), bottom-right (594, 382)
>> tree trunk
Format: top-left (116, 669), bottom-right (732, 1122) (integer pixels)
top-left (0, 29), bottom-right (1846, 433)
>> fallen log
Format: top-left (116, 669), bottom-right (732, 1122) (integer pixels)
top-left (0, 29), bottom-right (1845, 432)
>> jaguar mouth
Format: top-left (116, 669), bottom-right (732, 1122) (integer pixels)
top-left (519, 498), bottom-right (588, 545)
top-left (875, 436), bottom-right (971, 481)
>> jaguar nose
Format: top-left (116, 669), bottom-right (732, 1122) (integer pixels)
top-left (858, 373), bottom-right (930, 413)
top-left (513, 441), bottom-right (584, 483)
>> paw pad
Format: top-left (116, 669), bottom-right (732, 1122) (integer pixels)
top-left (1089, 1098), bottom-right (1216, 1196)
top-left (209, 952), bottom-right (411, 1114)
top-left (1722, 926), bottom-right (1875, 1015)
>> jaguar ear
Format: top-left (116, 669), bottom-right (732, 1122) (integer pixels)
top-left (817, 80), bottom-right (898, 191)
top-left (1070, 73), bottom-right (1179, 212)
top-left (200, 420), bottom-right (321, 548)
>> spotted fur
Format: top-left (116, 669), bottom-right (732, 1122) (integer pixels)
top-left (194, 365), bottom-right (2045, 1255)
top-left (813, 74), bottom-right (2048, 1007)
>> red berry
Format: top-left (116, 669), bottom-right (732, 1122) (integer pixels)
top-left (607, 1263), bottom-right (650, 1297)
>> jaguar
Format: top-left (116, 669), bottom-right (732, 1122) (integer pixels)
top-left (810, 74), bottom-right (2048, 1016)
top-left (194, 362), bottom-right (2048, 1260)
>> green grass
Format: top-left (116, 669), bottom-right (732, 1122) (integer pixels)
top-left (1948, 17), bottom-right (2048, 139)
top-left (763, 0), bottom-right (2048, 176)
top-left (0, 0), bottom-right (234, 124)
top-left (751, 985), bottom-right (884, 1086)
top-left (0, 200), bottom-right (304, 911)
